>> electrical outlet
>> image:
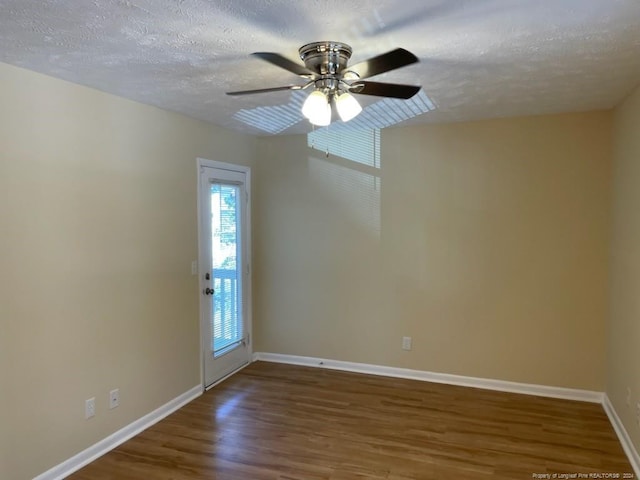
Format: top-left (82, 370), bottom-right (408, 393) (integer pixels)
top-left (109, 388), bottom-right (120, 409)
top-left (626, 387), bottom-right (632, 407)
top-left (85, 397), bottom-right (95, 419)
top-left (191, 260), bottom-right (198, 276)
top-left (402, 336), bottom-right (412, 351)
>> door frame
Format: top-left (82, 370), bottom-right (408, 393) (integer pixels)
top-left (196, 157), bottom-right (253, 390)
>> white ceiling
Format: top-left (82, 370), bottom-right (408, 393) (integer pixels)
top-left (1, 0), bottom-right (639, 135)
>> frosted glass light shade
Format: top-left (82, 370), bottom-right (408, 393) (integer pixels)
top-left (302, 90), bottom-right (327, 119)
top-left (335, 91), bottom-right (362, 122)
top-left (309, 102), bottom-right (331, 126)
top-left (302, 90), bottom-right (331, 126)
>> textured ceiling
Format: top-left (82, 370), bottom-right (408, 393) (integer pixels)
top-left (1, 0), bottom-right (639, 135)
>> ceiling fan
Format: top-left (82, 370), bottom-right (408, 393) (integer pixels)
top-left (227, 41), bottom-right (421, 126)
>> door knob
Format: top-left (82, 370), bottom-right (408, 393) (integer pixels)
top-left (204, 287), bottom-right (214, 295)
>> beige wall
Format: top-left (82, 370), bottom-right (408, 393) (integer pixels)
top-left (0, 62), bottom-right (257, 479)
top-left (254, 112), bottom-right (612, 391)
top-left (608, 84), bottom-right (640, 454)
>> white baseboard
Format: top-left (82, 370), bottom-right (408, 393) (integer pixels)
top-left (603, 394), bottom-right (640, 478)
top-left (252, 352), bottom-right (604, 403)
top-left (34, 385), bottom-right (202, 480)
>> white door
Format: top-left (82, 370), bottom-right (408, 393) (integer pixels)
top-left (198, 159), bottom-right (251, 388)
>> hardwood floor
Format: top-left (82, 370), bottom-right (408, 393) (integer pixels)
top-left (68, 362), bottom-right (634, 480)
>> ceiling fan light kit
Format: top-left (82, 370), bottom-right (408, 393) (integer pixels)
top-left (227, 41), bottom-right (421, 128)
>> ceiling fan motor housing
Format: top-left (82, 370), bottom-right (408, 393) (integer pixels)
top-left (299, 41), bottom-right (353, 77)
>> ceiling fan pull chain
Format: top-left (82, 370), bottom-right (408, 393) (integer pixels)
top-left (326, 123), bottom-right (330, 158)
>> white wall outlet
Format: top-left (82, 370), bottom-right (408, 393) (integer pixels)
top-left (85, 397), bottom-right (95, 419)
top-left (402, 336), bottom-right (412, 351)
top-left (191, 260), bottom-right (198, 276)
top-left (626, 387), bottom-right (632, 407)
top-left (109, 388), bottom-right (120, 409)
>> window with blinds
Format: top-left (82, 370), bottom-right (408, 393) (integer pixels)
top-left (210, 183), bottom-right (243, 356)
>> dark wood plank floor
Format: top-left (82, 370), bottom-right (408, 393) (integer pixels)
top-left (68, 361), bottom-right (634, 479)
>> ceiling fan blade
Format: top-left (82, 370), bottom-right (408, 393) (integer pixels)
top-left (350, 81), bottom-right (421, 99)
top-left (252, 52), bottom-right (315, 77)
top-left (226, 85), bottom-right (304, 96)
top-left (345, 48), bottom-right (418, 79)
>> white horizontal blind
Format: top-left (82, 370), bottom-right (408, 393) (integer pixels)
top-left (308, 128), bottom-right (380, 168)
